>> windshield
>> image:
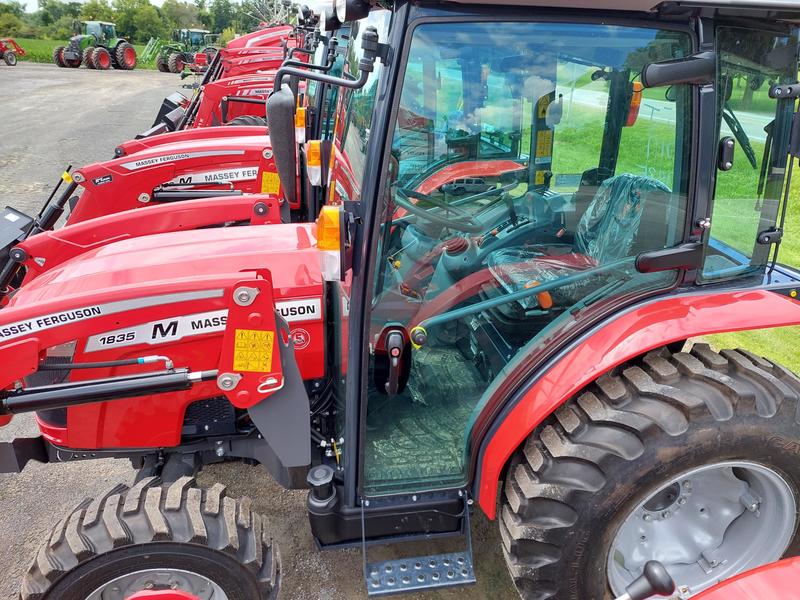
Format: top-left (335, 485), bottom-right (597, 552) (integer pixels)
top-left (101, 23), bottom-right (114, 38)
top-left (189, 31), bottom-right (204, 45)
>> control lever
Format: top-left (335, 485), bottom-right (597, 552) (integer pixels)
top-left (502, 192), bottom-right (518, 226)
top-left (384, 331), bottom-right (405, 396)
top-left (614, 561), bottom-right (675, 600)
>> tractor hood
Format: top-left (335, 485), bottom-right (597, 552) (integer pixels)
top-left (9, 223), bottom-right (323, 308)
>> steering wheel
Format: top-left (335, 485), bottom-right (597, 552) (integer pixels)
top-left (393, 187), bottom-right (485, 233)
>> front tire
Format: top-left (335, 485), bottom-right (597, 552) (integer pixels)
top-left (225, 115), bottom-right (268, 127)
top-left (92, 47), bottom-right (111, 70)
top-left (501, 344), bottom-right (800, 599)
top-left (20, 477), bottom-right (280, 600)
top-left (4, 50), bottom-right (17, 66)
top-left (52, 46), bottom-right (65, 67)
top-left (83, 46), bottom-right (95, 68)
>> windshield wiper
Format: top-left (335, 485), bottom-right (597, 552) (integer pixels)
top-left (722, 103), bottom-right (758, 168)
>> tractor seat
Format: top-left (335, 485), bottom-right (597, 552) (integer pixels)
top-left (487, 173), bottom-right (672, 309)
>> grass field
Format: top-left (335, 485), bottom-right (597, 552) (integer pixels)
top-left (13, 37), bottom-right (158, 70)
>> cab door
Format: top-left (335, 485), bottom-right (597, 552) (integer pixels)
top-left (360, 17), bottom-right (695, 496)
top-left (701, 25), bottom-right (799, 282)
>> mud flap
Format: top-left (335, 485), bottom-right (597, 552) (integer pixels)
top-left (248, 317), bottom-right (310, 478)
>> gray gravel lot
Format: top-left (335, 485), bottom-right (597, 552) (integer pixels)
top-left (0, 63), bottom-right (516, 600)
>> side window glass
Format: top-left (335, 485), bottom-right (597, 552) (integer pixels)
top-left (702, 27), bottom-right (798, 281)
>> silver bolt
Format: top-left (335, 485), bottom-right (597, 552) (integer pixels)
top-left (412, 495), bottom-right (417, 502)
top-left (683, 480), bottom-right (692, 490)
top-left (661, 510), bottom-right (670, 519)
top-left (236, 289), bottom-right (252, 304)
top-left (678, 497), bottom-right (687, 505)
top-left (643, 514), bottom-right (652, 521)
top-left (217, 373), bottom-right (240, 391)
top-left (263, 149), bottom-right (273, 159)
top-left (137, 192), bottom-right (150, 203)
top-left (204, 424), bottom-right (210, 431)
top-left (215, 446), bottom-right (224, 457)
top-left (72, 171), bottom-right (85, 183)
top-left (233, 286), bottom-right (258, 306)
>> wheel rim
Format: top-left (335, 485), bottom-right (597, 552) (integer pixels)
top-left (607, 461), bottom-right (797, 597)
top-left (86, 568), bottom-right (227, 600)
top-left (99, 52), bottom-right (109, 68)
top-left (124, 46), bottom-right (136, 66)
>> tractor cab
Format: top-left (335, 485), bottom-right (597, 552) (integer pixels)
top-left (83, 20), bottom-right (116, 45)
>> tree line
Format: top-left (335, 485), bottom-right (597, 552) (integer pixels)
top-left (0, 0), bottom-right (290, 44)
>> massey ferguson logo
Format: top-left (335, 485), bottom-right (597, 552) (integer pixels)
top-left (275, 299), bottom-right (321, 323)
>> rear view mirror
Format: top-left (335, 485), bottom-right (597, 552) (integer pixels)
top-left (641, 51), bottom-right (716, 88)
top-left (266, 84), bottom-right (298, 208)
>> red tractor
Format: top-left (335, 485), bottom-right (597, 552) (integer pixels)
top-left (0, 38), bottom-right (25, 66)
top-left (3, 1), bottom-right (800, 599)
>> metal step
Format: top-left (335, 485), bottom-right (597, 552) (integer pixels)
top-left (361, 492), bottom-right (476, 597)
top-left (365, 551), bottom-right (476, 596)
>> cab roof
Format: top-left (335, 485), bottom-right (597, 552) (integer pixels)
top-left (445, 0), bottom-right (800, 13)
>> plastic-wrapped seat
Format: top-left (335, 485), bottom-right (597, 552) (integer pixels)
top-left (488, 173), bottom-right (672, 308)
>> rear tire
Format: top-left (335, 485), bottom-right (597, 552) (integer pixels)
top-left (156, 56), bottom-right (169, 72)
top-left (4, 50), bottom-right (17, 66)
top-left (115, 42), bottom-right (136, 70)
top-left (92, 47), bottom-right (111, 70)
top-left (82, 46), bottom-right (95, 68)
top-left (225, 115), bottom-right (268, 127)
top-left (20, 477), bottom-right (280, 600)
top-left (168, 51), bottom-right (184, 73)
top-left (52, 46), bottom-right (65, 68)
top-left (501, 344), bottom-right (800, 599)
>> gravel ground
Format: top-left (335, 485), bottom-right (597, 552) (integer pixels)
top-left (0, 63), bottom-right (517, 600)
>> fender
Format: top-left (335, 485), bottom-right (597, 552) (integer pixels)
top-left (415, 159), bottom-right (527, 195)
top-left (115, 125), bottom-right (268, 157)
top-left (17, 195), bottom-right (282, 278)
top-left (693, 556), bottom-right (800, 599)
top-left (474, 288), bottom-right (800, 518)
top-left (226, 25), bottom-right (293, 49)
top-left (222, 54), bottom-right (286, 79)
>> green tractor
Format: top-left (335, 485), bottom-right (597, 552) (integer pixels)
top-left (52, 20), bottom-right (137, 71)
top-left (143, 28), bottom-right (218, 73)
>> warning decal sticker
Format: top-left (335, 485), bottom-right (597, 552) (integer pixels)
top-left (233, 328), bottom-right (274, 372)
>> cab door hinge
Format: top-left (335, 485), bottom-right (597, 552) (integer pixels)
top-left (757, 227), bottom-right (783, 245)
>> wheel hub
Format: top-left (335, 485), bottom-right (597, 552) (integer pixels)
top-left (86, 568), bottom-right (227, 600)
top-left (607, 461), bottom-right (796, 597)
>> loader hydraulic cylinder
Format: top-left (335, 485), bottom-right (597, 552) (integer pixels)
top-left (0, 369), bottom-right (217, 415)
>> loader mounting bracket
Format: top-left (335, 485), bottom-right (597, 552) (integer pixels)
top-left (0, 436), bottom-right (48, 473)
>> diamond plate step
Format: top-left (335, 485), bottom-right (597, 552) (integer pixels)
top-left (365, 551), bottom-right (476, 596)
top-left (361, 492), bottom-right (476, 597)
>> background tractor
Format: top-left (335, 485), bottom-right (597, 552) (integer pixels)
top-left (52, 20), bottom-right (136, 70)
top-left (0, 38), bottom-right (25, 66)
top-left (143, 29), bottom-right (219, 73)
